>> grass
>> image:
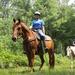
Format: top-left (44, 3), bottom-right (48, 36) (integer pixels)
top-left (0, 54), bottom-right (75, 75)
top-left (0, 65), bottom-right (75, 75)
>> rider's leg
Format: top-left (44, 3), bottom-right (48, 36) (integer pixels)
top-left (37, 29), bottom-right (46, 53)
top-left (37, 29), bottom-right (45, 39)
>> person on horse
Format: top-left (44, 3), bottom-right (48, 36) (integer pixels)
top-left (31, 11), bottom-right (46, 53)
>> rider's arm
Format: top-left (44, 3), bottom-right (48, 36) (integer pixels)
top-left (41, 20), bottom-right (45, 33)
top-left (42, 26), bottom-right (45, 33)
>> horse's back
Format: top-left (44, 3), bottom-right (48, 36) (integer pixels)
top-left (45, 35), bottom-right (52, 41)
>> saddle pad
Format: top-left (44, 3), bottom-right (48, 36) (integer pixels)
top-left (45, 35), bottom-right (52, 40)
top-left (35, 33), bottom-right (52, 41)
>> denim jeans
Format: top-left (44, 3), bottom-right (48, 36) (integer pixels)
top-left (36, 29), bottom-right (45, 40)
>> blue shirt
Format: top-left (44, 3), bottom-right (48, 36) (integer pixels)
top-left (32, 19), bottom-right (45, 30)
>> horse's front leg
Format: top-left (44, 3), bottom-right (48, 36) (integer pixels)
top-left (26, 49), bottom-right (35, 72)
top-left (23, 41), bottom-right (35, 72)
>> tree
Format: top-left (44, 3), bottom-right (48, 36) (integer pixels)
top-left (34, 0), bottom-right (59, 36)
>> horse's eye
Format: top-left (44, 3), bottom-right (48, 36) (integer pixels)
top-left (17, 28), bottom-right (20, 30)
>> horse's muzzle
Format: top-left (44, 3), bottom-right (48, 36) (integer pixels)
top-left (12, 37), bottom-right (17, 42)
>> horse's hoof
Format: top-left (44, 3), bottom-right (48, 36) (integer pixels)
top-left (39, 67), bottom-right (43, 71)
top-left (39, 68), bottom-right (41, 71)
top-left (33, 68), bottom-right (35, 72)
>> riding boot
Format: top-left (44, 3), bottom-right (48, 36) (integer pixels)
top-left (41, 40), bottom-right (46, 54)
top-left (40, 36), bottom-right (46, 54)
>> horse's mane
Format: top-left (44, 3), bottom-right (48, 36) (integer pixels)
top-left (19, 19), bottom-right (32, 32)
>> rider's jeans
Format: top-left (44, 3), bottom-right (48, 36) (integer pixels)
top-left (36, 29), bottom-right (45, 40)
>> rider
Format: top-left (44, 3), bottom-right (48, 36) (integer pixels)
top-left (31, 11), bottom-right (46, 53)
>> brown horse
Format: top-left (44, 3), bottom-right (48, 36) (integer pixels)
top-left (12, 19), bottom-right (55, 71)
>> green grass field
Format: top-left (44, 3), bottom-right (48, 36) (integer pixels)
top-left (0, 65), bottom-right (74, 75)
top-left (0, 54), bottom-right (75, 75)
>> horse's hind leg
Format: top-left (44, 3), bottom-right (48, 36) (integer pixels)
top-left (39, 54), bottom-right (45, 70)
top-left (48, 49), bottom-right (55, 68)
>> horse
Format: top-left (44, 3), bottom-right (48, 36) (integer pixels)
top-left (12, 19), bottom-right (55, 72)
top-left (66, 45), bottom-right (75, 58)
top-left (66, 45), bottom-right (75, 69)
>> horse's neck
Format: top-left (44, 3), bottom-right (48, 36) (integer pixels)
top-left (22, 26), bottom-right (32, 40)
top-left (22, 30), bottom-right (35, 42)
top-left (21, 22), bottom-right (29, 32)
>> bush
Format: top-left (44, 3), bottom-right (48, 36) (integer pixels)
top-left (0, 50), bottom-right (27, 68)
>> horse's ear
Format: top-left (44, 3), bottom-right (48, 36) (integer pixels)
top-left (18, 19), bottom-right (21, 23)
top-left (13, 18), bottom-right (16, 23)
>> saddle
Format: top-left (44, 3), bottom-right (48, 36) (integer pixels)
top-left (35, 33), bottom-right (52, 41)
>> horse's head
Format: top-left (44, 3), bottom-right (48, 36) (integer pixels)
top-left (12, 19), bottom-right (23, 42)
